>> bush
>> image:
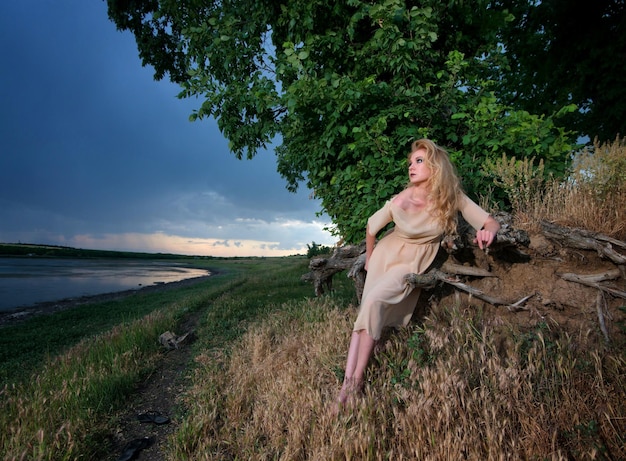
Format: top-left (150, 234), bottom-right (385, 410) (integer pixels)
top-left (306, 241), bottom-right (333, 258)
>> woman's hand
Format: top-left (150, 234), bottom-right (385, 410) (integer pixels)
top-left (474, 229), bottom-right (496, 249)
top-left (474, 216), bottom-right (500, 250)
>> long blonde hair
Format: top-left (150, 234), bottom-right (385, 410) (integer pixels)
top-left (409, 139), bottom-right (463, 235)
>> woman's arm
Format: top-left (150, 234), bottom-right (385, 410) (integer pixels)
top-left (365, 224), bottom-right (376, 271)
top-left (364, 200), bottom-right (394, 270)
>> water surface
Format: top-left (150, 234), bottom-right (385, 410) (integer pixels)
top-left (0, 257), bottom-right (210, 312)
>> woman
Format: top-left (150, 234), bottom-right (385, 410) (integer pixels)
top-left (337, 138), bottom-right (500, 406)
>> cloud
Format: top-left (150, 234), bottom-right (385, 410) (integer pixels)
top-left (67, 232), bottom-right (318, 258)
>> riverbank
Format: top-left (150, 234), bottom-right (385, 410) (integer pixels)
top-left (0, 256), bottom-right (323, 460)
top-left (0, 274), bottom-right (214, 327)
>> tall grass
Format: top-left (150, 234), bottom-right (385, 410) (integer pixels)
top-left (0, 309), bottom-right (176, 460)
top-left (484, 136), bottom-right (626, 239)
top-left (170, 298), bottom-right (626, 460)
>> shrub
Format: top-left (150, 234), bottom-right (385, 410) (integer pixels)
top-left (484, 136), bottom-right (626, 239)
top-left (306, 241), bottom-right (333, 258)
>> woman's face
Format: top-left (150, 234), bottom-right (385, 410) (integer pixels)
top-left (408, 148), bottom-right (432, 186)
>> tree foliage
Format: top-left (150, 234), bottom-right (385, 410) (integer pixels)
top-left (106, 0), bottom-right (582, 243)
top-left (495, 0), bottom-right (626, 143)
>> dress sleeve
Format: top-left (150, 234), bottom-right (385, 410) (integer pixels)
top-left (367, 200), bottom-right (393, 236)
top-left (459, 193), bottom-right (490, 231)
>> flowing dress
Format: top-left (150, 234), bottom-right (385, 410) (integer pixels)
top-left (353, 193), bottom-right (490, 340)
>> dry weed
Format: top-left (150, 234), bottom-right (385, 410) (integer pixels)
top-left (169, 298), bottom-right (626, 460)
top-left (485, 136), bottom-right (626, 239)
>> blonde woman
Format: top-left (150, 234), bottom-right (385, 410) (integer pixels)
top-left (337, 138), bottom-right (500, 406)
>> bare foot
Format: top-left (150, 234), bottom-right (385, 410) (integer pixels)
top-left (333, 378), bottom-right (364, 414)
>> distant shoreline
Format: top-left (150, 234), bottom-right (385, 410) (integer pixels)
top-left (0, 242), bottom-right (200, 260)
top-left (0, 274), bottom-right (214, 328)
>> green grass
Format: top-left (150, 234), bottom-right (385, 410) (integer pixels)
top-left (194, 256), bottom-right (356, 351)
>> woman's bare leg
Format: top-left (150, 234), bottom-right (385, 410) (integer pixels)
top-left (353, 331), bottom-right (375, 382)
top-left (337, 330), bottom-right (375, 405)
top-left (344, 331), bottom-right (361, 380)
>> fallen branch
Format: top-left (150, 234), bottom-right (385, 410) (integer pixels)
top-left (541, 221), bottom-right (626, 265)
top-left (558, 271), bottom-right (626, 299)
top-left (159, 330), bottom-right (196, 350)
top-left (596, 291), bottom-right (610, 344)
top-left (347, 253), bottom-right (366, 303)
top-left (557, 269), bottom-right (621, 283)
top-left (440, 261), bottom-right (496, 278)
top-left (404, 269), bottom-right (533, 311)
top-left (302, 244), bottom-right (364, 296)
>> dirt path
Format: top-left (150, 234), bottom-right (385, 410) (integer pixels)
top-left (107, 310), bottom-right (201, 461)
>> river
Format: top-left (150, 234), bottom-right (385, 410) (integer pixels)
top-left (0, 257), bottom-right (210, 312)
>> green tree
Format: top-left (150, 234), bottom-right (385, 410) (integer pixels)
top-left (106, 0), bottom-right (575, 243)
top-left (495, 0), bottom-right (626, 142)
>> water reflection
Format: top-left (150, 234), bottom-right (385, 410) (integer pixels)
top-left (0, 257), bottom-right (210, 311)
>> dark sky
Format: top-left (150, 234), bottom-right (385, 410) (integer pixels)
top-left (0, 1), bottom-right (334, 256)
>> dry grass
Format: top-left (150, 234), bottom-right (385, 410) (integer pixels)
top-left (169, 297), bottom-right (626, 460)
top-left (171, 297), bottom-right (354, 460)
top-left (485, 136), bottom-right (626, 239)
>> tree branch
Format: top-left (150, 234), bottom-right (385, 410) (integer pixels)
top-left (404, 269), bottom-right (533, 311)
top-left (558, 271), bottom-right (626, 299)
top-left (541, 221), bottom-right (626, 265)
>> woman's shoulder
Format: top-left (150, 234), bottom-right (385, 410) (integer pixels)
top-left (390, 189), bottom-right (410, 205)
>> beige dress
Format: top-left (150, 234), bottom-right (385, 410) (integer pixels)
top-left (353, 193), bottom-right (489, 340)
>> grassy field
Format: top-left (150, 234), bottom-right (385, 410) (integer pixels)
top-left (0, 256), bottom-right (356, 460)
top-left (1, 254), bottom-right (624, 460)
